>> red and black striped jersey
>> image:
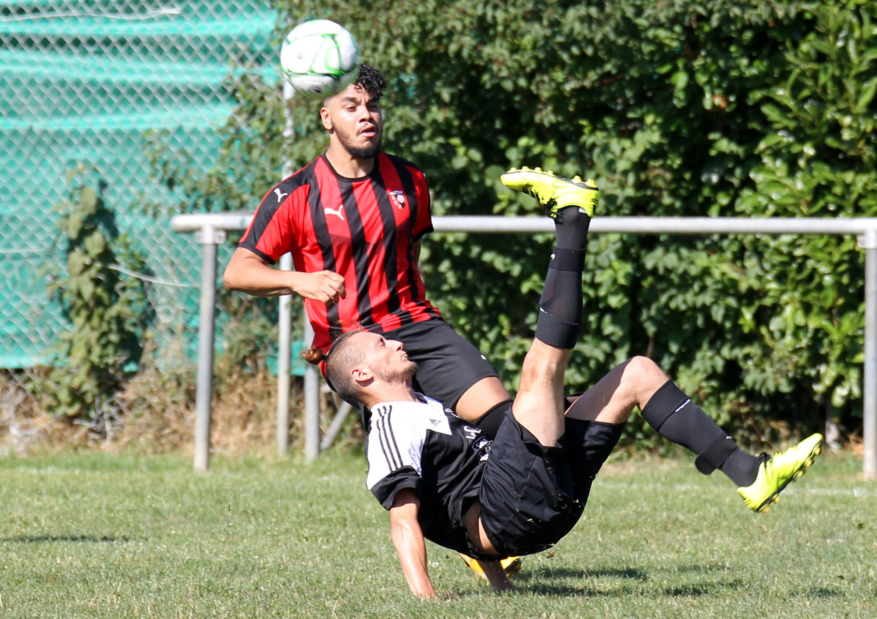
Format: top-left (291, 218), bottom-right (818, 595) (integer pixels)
top-left (239, 152), bottom-right (441, 352)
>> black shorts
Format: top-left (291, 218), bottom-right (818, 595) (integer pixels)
top-left (479, 409), bottom-right (624, 558)
top-left (392, 319), bottom-right (499, 409)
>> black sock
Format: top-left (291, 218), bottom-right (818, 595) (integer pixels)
top-left (535, 208), bottom-right (590, 349)
top-left (553, 206), bottom-right (590, 250)
top-left (640, 381), bottom-right (760, 487)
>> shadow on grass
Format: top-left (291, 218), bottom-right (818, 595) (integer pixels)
top-left (2, 535), bottom-right (131, 543)
top-left (464, 564), bottom-right (745, 599)
top-left (514, 567), bottom-right (648, 582)
top-left (666, 563), bottom-right (734, 574)
top-left (793, 587), bottom-right (845, 599)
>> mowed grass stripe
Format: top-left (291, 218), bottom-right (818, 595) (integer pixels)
top-left (0, 452), bottom-right (874, 618)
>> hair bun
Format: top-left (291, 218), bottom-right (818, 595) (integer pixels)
top-left (301, 347), bottom-right (326, 365)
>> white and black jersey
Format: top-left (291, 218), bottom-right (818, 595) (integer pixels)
top-left (365, 394), bottom-right (492, 556)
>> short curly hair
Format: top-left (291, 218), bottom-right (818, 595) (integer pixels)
top-left (354, 64), bottom-right (388, 101)
top-left (323, 64), bottom-right (387, 105)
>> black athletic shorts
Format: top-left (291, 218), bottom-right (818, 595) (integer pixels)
top-left (479, 408), bottom-right (624, 558)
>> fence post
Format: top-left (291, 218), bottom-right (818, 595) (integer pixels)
top-left (193, 225), bottom-right (225, 472)
top-left (861, 228), bottom-right (877, 480)
top-left (277, 82), bottom-right (296, 457)
top-left (304, 316), bottom-right (320, 461)
top-left (277, 253), bottom-right (293, 456)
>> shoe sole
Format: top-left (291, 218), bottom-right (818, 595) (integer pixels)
top-left (755, 437), bottom-right (823, 513)
top-left (459, 553), bottom-right (523, 579)
top-left (502, 169), bottom-right (596, 187)
top-left (503, 556), bottom-right (523, 577)
top-left (501, 168), bottom-right (598, 217)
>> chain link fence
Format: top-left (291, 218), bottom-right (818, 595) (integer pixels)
top-left (0, 0), bottom-right (278, 368)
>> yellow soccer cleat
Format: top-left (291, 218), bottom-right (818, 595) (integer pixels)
top-left (501, 167), bottom-right (599, 217)
top-left (459, 553), bottom-right (523, 579)
top-left (737, 433), bottom-right (823, 513)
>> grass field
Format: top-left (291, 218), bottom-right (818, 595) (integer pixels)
top-left (0, 450), bottom-right (875, 618)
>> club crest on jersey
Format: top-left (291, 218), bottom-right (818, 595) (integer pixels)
top-left (389, 190), bottom-right (406, 209)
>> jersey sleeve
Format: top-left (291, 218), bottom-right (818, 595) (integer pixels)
top-left (238, 182), bottom-right (308, 264)
top-left (365, 407), bottom-right (427, 510)
top-left (369, 466), bottom-right (422, 510)
top-left (411, 170), bottom-right (433, 241)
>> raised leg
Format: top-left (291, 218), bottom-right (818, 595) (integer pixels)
top-left (511, 341), bottom-right (572, 446)
top-left (500, 168), bottom-right (600, 447)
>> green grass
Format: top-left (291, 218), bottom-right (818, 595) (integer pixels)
top-left (0, 451), bottom-right (875, 618)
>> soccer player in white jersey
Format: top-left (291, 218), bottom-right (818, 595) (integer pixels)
top-left (310, 168), bottom-right (824, 597)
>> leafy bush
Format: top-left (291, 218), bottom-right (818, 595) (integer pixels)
top-left (38, 166), bottom-right (152, 420)
top-left (152, 0), bottom-right (877, 448)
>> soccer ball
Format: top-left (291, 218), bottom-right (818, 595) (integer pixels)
top-left (280, 20), bottom-right (360, 98)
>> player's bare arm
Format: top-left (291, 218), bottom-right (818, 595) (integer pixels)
top-left (389, 489), bottom-right (437, 599)
top-left (479, 560), bottom-right (514, 592)
top-left (223, 247), bottom-right (345, 304)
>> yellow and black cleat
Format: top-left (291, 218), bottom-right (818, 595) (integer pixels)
top-left (738, 433), bottom-right (823, 513)
top-left (501, 167), bottom-right (599, 217)
top-left (459, 553), bottom-right (523, 579)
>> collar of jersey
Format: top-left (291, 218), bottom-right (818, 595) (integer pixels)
top-left (320, 152), bottom-right (381, 182)
top-left (371, 393), bottom-right (441, 416)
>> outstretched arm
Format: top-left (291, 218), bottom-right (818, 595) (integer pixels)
top-left (389, 489), bottom-right (437, 599)
top-left (223, 247), bottom-right (345, 303)
top-left (479, 560), bottom-right (514, 593)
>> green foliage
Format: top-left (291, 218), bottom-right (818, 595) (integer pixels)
top-left (41, 166), bottom-right (152, 419)
top-left (150, 0), bottom-right (877, 447)
top-left (739, 3), bottom-right (877, 413)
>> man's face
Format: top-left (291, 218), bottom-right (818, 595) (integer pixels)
top-left (354, 332), bottom-right (417, 385)
top-left (321, 83), bottom-right (383, 159)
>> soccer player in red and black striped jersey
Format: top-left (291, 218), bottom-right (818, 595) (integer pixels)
top-left (223, 66), bottom-right (511, 450)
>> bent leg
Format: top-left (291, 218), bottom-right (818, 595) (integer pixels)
top-left (565, 356), bottom-right (668, 424)
top-left (567, 355), bottom-right (761, 487)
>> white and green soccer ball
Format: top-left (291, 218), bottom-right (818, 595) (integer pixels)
top-left (280, 20), bottom-right (360, 98)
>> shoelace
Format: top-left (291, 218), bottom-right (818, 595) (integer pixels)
top-left (522, 186), bottom-right (561, 220)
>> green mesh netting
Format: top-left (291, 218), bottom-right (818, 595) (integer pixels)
top-left (0, 0), bottom-right (277, 368)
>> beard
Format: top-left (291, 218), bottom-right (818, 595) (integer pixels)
top-left (375, 359), bottom-right (419, 385)
top-left (335, 124), bottom-right (382, 159)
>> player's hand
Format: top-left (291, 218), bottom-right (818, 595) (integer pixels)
top-left (480, 560), bottom-right (515, 593)
top-left (293, 271), bottom-right (346, 305)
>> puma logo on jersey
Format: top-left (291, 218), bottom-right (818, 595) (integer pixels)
top-left (389, 190), bottom-right (406, 209)
top-left (325, 206), bottom-right (345, 221)
top-left (274, 188), bottom-right (288, 202)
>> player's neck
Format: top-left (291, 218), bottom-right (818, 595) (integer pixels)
top-left (324, 144), bottom-right (375, 179)
top-left (363, 383), bottom-right (419, 408)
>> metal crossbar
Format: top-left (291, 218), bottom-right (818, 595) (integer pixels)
top-left (171, 214), bottom-right (877, 480)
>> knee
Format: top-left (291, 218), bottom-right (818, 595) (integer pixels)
top-left (623, 356), bottom-right (667, 387)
